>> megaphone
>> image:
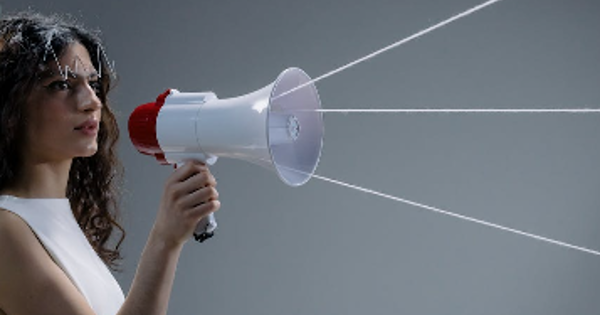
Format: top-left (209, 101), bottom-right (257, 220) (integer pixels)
top-left (128, 67), bottom-right (324, 242)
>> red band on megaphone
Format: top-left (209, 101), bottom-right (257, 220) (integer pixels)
top-left (128, 89), bottom-right (172, 164)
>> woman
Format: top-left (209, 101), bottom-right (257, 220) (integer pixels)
top-left (0, 12), bottom-right (220, 315)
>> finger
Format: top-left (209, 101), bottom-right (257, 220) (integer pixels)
top-left (179, 186), bottom-right (219, 209)
top-left (203, 169), bottom-right (217, 187)
top-left (169, 170), bottom-right (217, 202)
top-left (196, 169), bottom-right (217, 187)
top-left (169, 161), bottom-right (208, 184)
top-left (178, 172), bottom-right (215, 194)
top-left (187, 200), bottom-right (221, 221)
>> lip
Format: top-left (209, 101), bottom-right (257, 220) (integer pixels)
top-left (74, 119), bottom-right (99, 135)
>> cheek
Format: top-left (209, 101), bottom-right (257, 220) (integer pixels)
top-left (28, 112), bottom-right (66, 133)
top-left (24, 103), bottom-right (72, 143)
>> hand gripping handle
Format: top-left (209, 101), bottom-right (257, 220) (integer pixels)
top-left (176, 162), bottom-right (217, 243)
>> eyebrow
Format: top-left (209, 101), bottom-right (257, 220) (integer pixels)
top-left (38, 68), bottom-right (100, 81)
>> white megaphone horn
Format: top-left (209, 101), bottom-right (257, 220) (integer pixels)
top-left (128, 67), bottom-right (324, 242)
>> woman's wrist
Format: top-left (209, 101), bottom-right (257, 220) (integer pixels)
top-left (147, 226), bottom-right (185, 255)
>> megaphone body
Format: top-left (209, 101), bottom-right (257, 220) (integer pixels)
top-left (129, 68), bottom-right (324, 242)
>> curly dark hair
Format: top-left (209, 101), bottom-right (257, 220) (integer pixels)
top-left (0, 12), bottom-right (125, 269)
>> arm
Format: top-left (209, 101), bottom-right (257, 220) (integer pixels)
top-left (0, 210), bottom-right (98, 315)
top-left (0, 161), bottom-right (219, 315)
top-left (119, 161), bottom-right (220, 315)
top-left (116, 231), bottom-right (182, 315)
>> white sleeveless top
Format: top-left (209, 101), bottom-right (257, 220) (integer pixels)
top-left (0, 195), bottom-right (125, 315)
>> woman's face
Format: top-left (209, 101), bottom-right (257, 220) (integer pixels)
top-left (22, 41), bottom-right (103, 163)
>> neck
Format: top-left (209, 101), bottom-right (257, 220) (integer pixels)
top-left (2, 158), bottom-right (72, 199)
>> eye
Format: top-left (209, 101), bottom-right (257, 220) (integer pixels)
top-left (45, 80), bottom-right (71, 91)
top-left (89, 80), bottom-right (103, 95)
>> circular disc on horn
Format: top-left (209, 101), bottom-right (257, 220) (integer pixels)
top-left (267, 68), bottom-right (324, 186)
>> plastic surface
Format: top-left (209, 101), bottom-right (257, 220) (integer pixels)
top-left (156, 90), bottom-right (219, 165)
top-left (189, 67), bottom-right (324, 186)
top-left (268, 68), bottom-right (324, 186)
top-left (128, 90), bottom-right (172, 164)
top-left (128, 67), bottom-right (324, 244)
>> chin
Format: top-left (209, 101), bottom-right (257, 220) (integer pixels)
top-left (77, 145), bottom-right (99, 158)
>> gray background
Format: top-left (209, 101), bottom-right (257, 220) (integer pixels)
top-left (4, 0), bottom-right (600, 314)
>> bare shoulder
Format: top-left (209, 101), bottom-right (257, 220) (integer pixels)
top-left (0, 208), bottom-right (95, 315)
top-left (0, 208), bottom-right (36, 254)
top-left (0, 208), bottom-right (44, 259)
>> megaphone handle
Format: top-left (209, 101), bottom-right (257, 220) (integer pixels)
top-left (175, 162), bottom-right (218, 243)
top-left (194, 213), bottom-right (217, 243)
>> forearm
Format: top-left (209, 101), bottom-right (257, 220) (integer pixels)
top-left (117, 231), bottom-right (183, 315)
top-left (116, 162), bottom-right (219, 315)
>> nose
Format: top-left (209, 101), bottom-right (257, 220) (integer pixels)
top-left (77, 82), bottom-right (103, 112)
